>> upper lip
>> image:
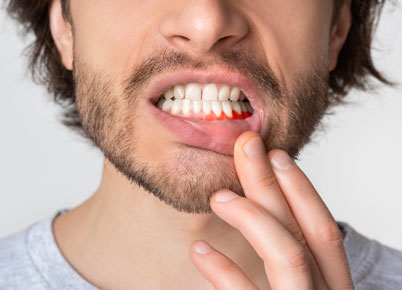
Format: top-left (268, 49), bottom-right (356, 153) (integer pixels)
top-left (146, 68), bottom-right (265, 112)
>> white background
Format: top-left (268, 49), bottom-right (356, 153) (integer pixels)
top-left (1, 3), bottom-right (401, 250)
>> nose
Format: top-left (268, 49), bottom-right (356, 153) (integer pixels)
top-left (159, 0), bottom-right (249, 54)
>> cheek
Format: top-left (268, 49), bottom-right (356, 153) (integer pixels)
top-left (248, 0), bottom-right (332, 88)
top-left (71, 0), bottom-right (160, 82)
top-left (129, 100), bottom-right (179, 164)
top-left (71, 0), bottom-right (180, 164)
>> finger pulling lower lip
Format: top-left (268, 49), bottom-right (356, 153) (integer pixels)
top-left (149, 99), bottom-right (262, 156)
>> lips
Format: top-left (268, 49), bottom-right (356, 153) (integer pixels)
top-left (146, 69), bottom-right (267, 155)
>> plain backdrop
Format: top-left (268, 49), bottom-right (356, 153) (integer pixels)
top-left (1, 3), bottom-right (401, 251)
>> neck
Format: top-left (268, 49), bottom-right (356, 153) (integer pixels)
top-left (53, 159), bottom-right (269, 290)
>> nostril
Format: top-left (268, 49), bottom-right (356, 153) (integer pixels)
top-left (218, 35), bottom-right (231, 42)
top-left (168, 35), bottom-right (191, 48)
top-left (176, 35), bottom-right (190, 42)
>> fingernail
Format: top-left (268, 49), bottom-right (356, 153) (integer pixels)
top-left (194, 241), bottom-right (212, 255)
top-left (242, 136), bottom-right (266, 159)
top-left (270, 150), bottom-right (295, 170)
top-left (215, 190), bottom-right (239, 203)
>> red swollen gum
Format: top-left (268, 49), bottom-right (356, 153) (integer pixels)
top-left (204, 110), bottom-right (252, 121)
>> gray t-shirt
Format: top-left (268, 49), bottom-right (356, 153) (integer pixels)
top-left (1, 211), bottom-right (402, 290)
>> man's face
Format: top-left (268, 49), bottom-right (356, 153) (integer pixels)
top-left (58, 0), bottom-right (340, 214)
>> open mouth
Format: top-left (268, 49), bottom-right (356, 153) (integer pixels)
top-left (155, 83), bottom-right (253, 121)
top-left (147, 70), bottom-right (264, 155)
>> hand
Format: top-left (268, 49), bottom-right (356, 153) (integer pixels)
top-left (189, 131), bottom-right (354, 290)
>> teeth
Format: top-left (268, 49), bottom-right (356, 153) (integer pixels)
top-left (203, 100), bottom-right (212, 115)
top-left (158, 83), bottom-right (253, 118)
top-left (239, 101), bottom-right (247, 113)
top-left (164, 89), bottom-right (174, 100)
top-left (165, 83), bottom-right (248, 102)
top-left (211, 101), bottom-right (222, 117)
top-left (171, 99), bottom-right (183, 115)
top-left (232, 102), bottom-right (242, 115)
top-left (182, 99), bottom-right (192, 116)
top-left (160, 99), bottom-right (252, 118)
top-left (230, 88), bottom-right (241, 102)
top-left (162, 99), bottom-right (173, 111)
top-left (193, 100), bottom-right (202, 114)
top-left (203, 84), bottom-right (218, 101)
top-left (222, 101), bottom-right (233, 117)
top-left (174, 85), bottom-right (185, 99)
top-left (218, 85), bottom-right (230, 101)
top-left (185, 83), bottom-right (202, 100)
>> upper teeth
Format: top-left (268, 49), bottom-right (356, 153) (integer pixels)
top-left (164, 83), bottom-right (246, 102)
top-left (156, 83), bottom-right (253, 118)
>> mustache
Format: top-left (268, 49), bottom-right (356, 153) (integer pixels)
top-left (123, 49), bottom-right (282, 100)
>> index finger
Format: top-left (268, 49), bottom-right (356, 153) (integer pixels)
top-left (234, 131), bottom-right (303, 241)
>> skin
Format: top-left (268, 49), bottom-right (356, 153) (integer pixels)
top-left (49, 0), bottom-right (353, 289)
top-left (190, 131), bottom-right (353, 289)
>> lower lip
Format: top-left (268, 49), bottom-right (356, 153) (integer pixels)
top-left (148, 101), bottom-right (262, 155)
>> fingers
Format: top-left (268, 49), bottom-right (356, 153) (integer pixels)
top-left (190, 240), bottom-right (259, 290)
top-left (192, 132), bottom-right (353, 290)
top-left (268, 149), bottom-right (355, 290)
top-left (234, 132), bottom-right (303, 241)
top-left (210, 191), bottom-right (314, 290)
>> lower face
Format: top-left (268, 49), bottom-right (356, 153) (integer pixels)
top-left (71, 0), bottom-right (333, 214)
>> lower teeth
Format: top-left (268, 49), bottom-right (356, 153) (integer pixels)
top-left (156, 97), bottom-right (253, 120)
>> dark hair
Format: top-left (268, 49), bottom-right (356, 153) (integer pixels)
top-left (5, 0), bottom-right (392, 130)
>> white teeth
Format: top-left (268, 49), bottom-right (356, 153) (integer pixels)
top-left (193, 100), bottom-right (202, 114)
top-left (171, 100), bottom-right (182, 115)
top-left (162, 99), bottom-right (173, 111)
top-left (158, 98), bottom-right (251, 118)
top-left (222, 101), bottom-right (233, 117)
top-left (182, 99), bottom-right (192, 116)
top-left (211, 101), bottom-right (222, 117)
top-left (164, 89), bottom-right (174, 100)
top-left (164, 84), bottom-right (248, 103)
top-left (218, 85), bottom-right (230, 101)
top-left (203, 100), bottom-right (212, 115)
top-left (230, 88), bottom-right (241, 102)
top-left (239, 101), bottom-right (247, 113)
top-left (203, 84), bottom-right (218, 101)
top-left (185, 83), bottom-right (202, 100)
top-left (159, 83), bottom-right (252, 118)
top-left (174, 85), bottom-right (185, 99)
top-left (232, 102), bottom-right (242, 115)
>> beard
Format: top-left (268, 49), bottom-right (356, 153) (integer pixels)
top-left (73, 49), bottom-right (329, 214)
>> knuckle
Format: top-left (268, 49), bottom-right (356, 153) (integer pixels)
top-left (285, 221), bottom-right (306, 246)
top-left (218, 260), bottom-right (260, 290)
top-left (238, 203), bottom-right (265, 232)
top-left (219, 259), bottom-right (240, 276)
top-left (316, 222), bottom-right (344, 245)
top-left (241, 203), bottom-right (262, 221)
top-left (284, 246), bottom-right (310, 272)
top-left (255, 171), bottom-right (277, 190)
